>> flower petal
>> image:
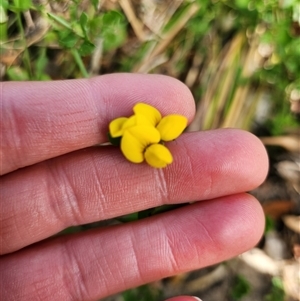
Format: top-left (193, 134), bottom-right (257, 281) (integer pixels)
top-left (109, 117), bottom-right (128, 137)
top-left (144, 144), bottom-right (173, 168)
top-left (127, 125), bottom-right (161, 145)
top-left (121, 126), bottom-right (161, 163)
top-left (156, 115), bottom-right (187, 141)
top-left (121, 131), bottom-right (144, 163)
top-left (133, 103), bottom-right (162, 126)
top-left (121, 115), bottom-right (137, 132)
top-left (122, 114), bottom-right (153, 131)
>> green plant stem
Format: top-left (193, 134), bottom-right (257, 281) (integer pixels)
top-left (71, 48), bottom-right (89, 78)
top-left (0, 5), bottom-right (8, 41)
top-left (0, 23), bottom-right (7, 41)
top-left (16, 11), bottom-right (32, 78)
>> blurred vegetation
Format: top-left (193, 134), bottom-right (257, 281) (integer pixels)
top-left (122, 284), bottom-right (163, 301)
top-left (264, 277), bottom-right (285, 301)
top-left (1, 0), bottom-right (299, 300)
top-left (230, 275), bottom-right (251, 300)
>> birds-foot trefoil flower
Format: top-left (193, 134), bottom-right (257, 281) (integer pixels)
top-left (108, 103), bottom-right (187, 168)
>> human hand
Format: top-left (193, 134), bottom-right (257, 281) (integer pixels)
top-left (0, 74), bottom-right (268, 301)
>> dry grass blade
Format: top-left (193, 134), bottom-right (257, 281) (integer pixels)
top-left (189, 30), bottom-right (266, 132)
top-left (282, 262), bottom-right (300, 300)
top-left (23, 10), bottom-right (35, 31)
top-left (185, 52), bottom-right (203, 88)
top-left (141, 0), bottom-right (183, 35)
top-left (189, 32), bottom-right (247, 131)
top-left (221, 34), bottom-right (262, 129)
top-left (118, 0), bottom-right (146, 41)
top-left (149, 2), bottom-right (199, 58)
top-left (282, 215), bottom-right (300, 234)
top-left (276, 160), bottom-right (300, 194)
top-left (89, 37), bottom-right (104, 75)
top-left (163, 265), bottom-right (228, 297)
top-left (260, 135), bottom-right (300, 153)
top-left (134, 2), bottom-right (199, 73)
top-left (239, 248), bottom-right (281, 276)
top-left (184, 265), bottom-right (228, 294)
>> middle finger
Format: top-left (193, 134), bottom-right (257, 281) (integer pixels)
top-left (0, 129), bottom-right (268, 255)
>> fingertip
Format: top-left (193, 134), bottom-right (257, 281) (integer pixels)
top-left (211, 193), bottom-right (265, 252)
top-left (243, 193), bottom-right (266, 245)
top-left (235, 129), bottom-right (269, 187)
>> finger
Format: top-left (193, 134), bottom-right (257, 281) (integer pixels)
top-left (0, 129), bottom-right (268, 254)
top-left (0, 194), bottom-right (265, 301)
top-left (1, 74), bottom-right (195, 175)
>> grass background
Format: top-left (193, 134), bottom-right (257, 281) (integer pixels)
top-left (1, 0), bottom-right (300, 300)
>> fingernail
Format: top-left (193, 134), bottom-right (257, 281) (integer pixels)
top-left (192, 297), bottom-right (203, 301)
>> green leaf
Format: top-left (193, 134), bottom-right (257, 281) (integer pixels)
top-left (107, 132), bottom-right (121, 146)
top-left (0, 5), bottom-right (8, 23)
top-left (7, 66), bottom-right (29, 81)
top-left (0, 0), bottom-right (9, 9)
top-left (100, 11), bottom-right (127, 51)
top-left (13, 0), bottom-right (32, 10)
top-left (102, 10), bottom-right (124, 26)
top-left (264, 277), bottom-right (285, 301)
top-left (34, 48), bottom-right (50, 80)
top-left (78, 39), bottom-right (95, 56)
top-left (235, 0), bottom-right (249, 9)
top-left (89, 11), bottom-right (126, 44)
top-left (47, 12), bottom-right (72, 30)
top-left (91, 0), bottom-right (99, 10)
top-left (104, 30), bottom-right (126, 51)
top-left (265, 215), bottom-right (275, 233)
top-left (79, 12), bottom-right (89, 38)
top-left (122, 285), bottom-right (162, 301)
top-left (58, 30), bottom-right (79, 48)
top-left (89, 16), bottom-right (103, 37)
top-left (231, 275), bottom-right (251, 300)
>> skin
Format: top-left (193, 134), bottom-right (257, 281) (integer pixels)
top-left (0, 74), bottom-right (269, 301)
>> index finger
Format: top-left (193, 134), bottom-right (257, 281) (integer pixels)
top-left (1, 74), bottom-right (195, 175)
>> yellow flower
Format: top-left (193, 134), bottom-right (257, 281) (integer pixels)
top-left (108, 103), bottom-right (187, 168)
